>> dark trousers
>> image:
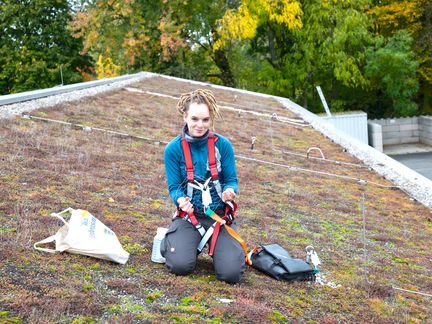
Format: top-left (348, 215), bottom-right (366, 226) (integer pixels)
top-left (160, 215), bottom-right (246, 284)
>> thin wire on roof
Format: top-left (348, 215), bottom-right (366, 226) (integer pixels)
top-left (282, 149), bottom-right (367, 168)
top-left (22, 114), bottom-right (398, 190)
top-left (124, 87), bottom-right (309, 127)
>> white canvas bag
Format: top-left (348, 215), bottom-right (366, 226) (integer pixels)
top-left (34, 208), bottom-right (129, 264)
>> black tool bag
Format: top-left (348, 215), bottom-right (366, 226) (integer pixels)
top-left (250, 244), bottom-right (315, 281)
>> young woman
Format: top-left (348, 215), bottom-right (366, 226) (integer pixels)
top-left (161, 89), bottom-right (246, 284)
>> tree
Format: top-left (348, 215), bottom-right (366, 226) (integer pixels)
top-left (71, 0), bottom-right (245, 87)
top-left (95, 50), bottom-right (121, 79)
top-left (163, 0), bottom-right (243, 86)
top-left (214, 0), bottom-right (303, 52)
top-left (365, 31), bottom-right (419, 117)
top-left (368, 0), bottom-right (432, 114)
top-left (216, 0), bottom-right (377, 114)
top-left (415, 2), bottom-right (432, 113)
top-left (290, 0), bottom-right (375, 112)
top-left (0, 0), bottom-right (92, 94)
top-left (70, 0), bottom-right (164, 74)
top-left (152, 0), bottom-right (227, 83)
top-left (213, 0), bottom-right (303, 90)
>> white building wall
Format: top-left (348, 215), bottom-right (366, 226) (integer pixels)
top-left (321, 112), bottom-right (368, 144)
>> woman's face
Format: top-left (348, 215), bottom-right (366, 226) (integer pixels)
top-left (183, 102), bottom-right (211, 137)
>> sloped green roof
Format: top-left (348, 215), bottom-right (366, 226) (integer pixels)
top-left (1, 75), bottom-right (431, 323)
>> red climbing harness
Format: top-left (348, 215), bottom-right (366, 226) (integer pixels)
top-left (181, 131), bottom-right (218, 181)
top-left (176, 132), bottom-right (250, 264)
top-left (181, 132), bottom-right (221, 196)
top-left (175, 158), bottom-right (237, 256)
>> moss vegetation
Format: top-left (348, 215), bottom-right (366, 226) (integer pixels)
top-left (0, 77), bottom-right (431, 322)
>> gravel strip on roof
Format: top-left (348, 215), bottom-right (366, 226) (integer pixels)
top-left (0, 73), bottom-right (152, 119)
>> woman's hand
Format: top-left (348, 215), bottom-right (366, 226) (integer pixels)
top-left (177, 197), bottom-right (194, 214)
top-left (222, 188), bottom-right (236, 202)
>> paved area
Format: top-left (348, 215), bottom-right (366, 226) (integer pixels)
top-left (384, 143), bottom-right (432, 155)
top-left (389, 152), bottom-right (432, 180)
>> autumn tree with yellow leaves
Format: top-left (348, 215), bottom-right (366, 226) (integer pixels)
top-left (1, 0), bottom-right (431, 117)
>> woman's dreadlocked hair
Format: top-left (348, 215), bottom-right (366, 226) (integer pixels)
top-left (176, 89), bottom-right (221, 123)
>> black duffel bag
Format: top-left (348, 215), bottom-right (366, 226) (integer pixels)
top-left (250, 243), bottom-right (315, 281)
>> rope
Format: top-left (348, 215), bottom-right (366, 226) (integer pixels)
top-left (125, 91), bottom-right (366, 169)
top-left (393, 286), bottom-right (432, 298)
top-left (220, 104), bottom-right (308, 127)
top-left (126, 88), bottom-right (369, 169)
top-left (23, 114), bottom-right (398, 190)
top-left (127, 85), bottom-right (303, 117)
top-left (124, 87), bottom-right (309, 127)
top-left (271, 112), bottom-right (305, 124)
top-left (23, 113), bottom-right (431, 296)
top-left (282, 149), bottom-right (368, 168)
top-left (22, 114), bottom-right (168, 145)
top-left (235, 154), bottom-right (398, 189)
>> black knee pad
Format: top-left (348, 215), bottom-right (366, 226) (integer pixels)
top-left (167, 264), bottom-right (195, 276)
top-left (167, 259), bottom-right (195, 276)
top-left (216, 269), bottom-right (243, 284)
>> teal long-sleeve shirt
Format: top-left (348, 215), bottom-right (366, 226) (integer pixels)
top-left (164, 132), bottom-right (238, 212)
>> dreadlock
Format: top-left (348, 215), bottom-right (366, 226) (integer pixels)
top-left (176, 89), bottom-right (222, 123)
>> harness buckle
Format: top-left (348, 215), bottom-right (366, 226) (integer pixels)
top-left (189, 177), bottom-right (213, 210)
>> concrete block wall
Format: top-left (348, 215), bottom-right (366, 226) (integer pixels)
top-left (368, 122), bottom-right (383, 152)
top-left (368, 116), bottom-right (432, 150)
top-left (420, 116), bottom-right (432, 145)
top-left (369, 117), bottom-right (419, 147)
